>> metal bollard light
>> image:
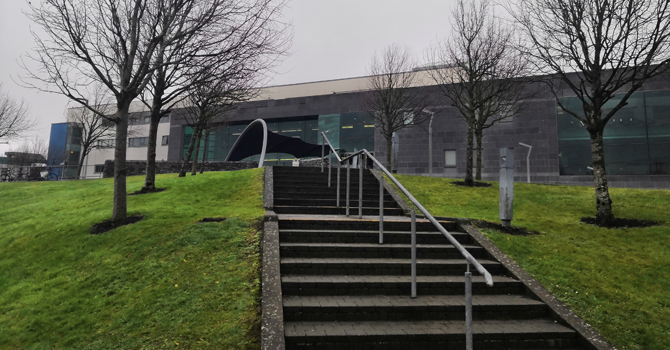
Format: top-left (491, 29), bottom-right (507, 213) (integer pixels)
top-left (346, 161), bottom-right (350, 217)
top-left (465, 263), bottom-right (473, 350)
top-left (411, 205), bottom-right (417, 298)
top-left (359, 154), bottom-right (363, 219)
top-left (499, 148), bottom-right (515, 227)
top-left (379, 174), bottom-right (384, 244)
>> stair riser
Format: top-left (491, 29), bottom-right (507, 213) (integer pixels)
top-left (274, 199), bottom-right (399, 208)
top-left (282, 281), bottom-right (524, 296)
top-left (285, 337), bottom-right (578, 350)
top-left (280, 247), bottom-right (488, 260)
top-left (273, 176), bottom-right (380, 184)
top-left (279, 232), bottom-right (470, 245)
top-left (274, 207), bottom-right (405, 216)
top-left (274, 193), bottom-right (395, 202)
top-left (281, 263), bottom-right (504, 276)
top-left (283, 304), bottom-right (548, 322)
top-left (274, 187), bottom-right (387, 195)
top-left (278, 221), bottom-right (458, 232)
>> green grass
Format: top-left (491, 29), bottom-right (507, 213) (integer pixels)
top-left (392, 174), bottom-right (670, 350)
top-left (0, 169), bottom-right (265, 349)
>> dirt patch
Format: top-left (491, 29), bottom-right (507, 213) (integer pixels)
top-left (453, 181), bottom-right (493, 188)
top-left (90, 216), bottom-right (144, 235)
top-left (198, 217), bottom-right (227, 223)
top-left (471, 219), bottom-right (540, 236)
top-left (580, 217), bottom-right (660, 229)
top-left (129, 187), bottom-right (166, 196)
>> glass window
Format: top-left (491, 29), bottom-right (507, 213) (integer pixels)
top-left (97, 139), bottom-right (115, 148)
top-left (444, 150), bottom-right (456, 167)
top-left (128, 137), bottom-right (149, 147)
top-left (160, 115), bottom-right (170, 123)
top-left (94, 165), bottom-right (105, 173)
top-left (162, 135), bottom-right (169, 145)
top-left (318, 114), bottom-right (340, 149)
top-left (556, 90), bottom-right (669, 176)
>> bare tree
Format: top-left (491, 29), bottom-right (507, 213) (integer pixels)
top-left (178, 72), bottom-right (253, 177)
top-left (67, 88), bottom-right (115, 180)
top-left (140, 0), bottom-right (290, 192)
top-left (363, 44), bottom-right (429, 171)
top-left (4, 136), bottom-right (48, 181)
top-left (507, 0), bottom-right (670, 226)
top-left (25, 0), bottom-right (220, 222)
top-left (428, 0), bottom-right (529, 185)
top-left (0, 84), bottom-right (34, 141)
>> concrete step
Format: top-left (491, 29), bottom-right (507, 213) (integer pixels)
top-left (280, 258), bottom-right (504, 276)
top-left (279, 243), bottom-right (488, 259)
top-left (273, 175), bottom-right (379, 184)
top-left (283, 294), bottom-right (547, 322)
top-left (284, 319), bottom-right (578, 350)
top-left (278, 217), bottom-right (458, 232)
top-left (274, 198), bottom-right (399, 208)
top-left (274, 206), bottom-right (405, 216)
top-left (274, 184), bottom-right (386, 194)
top-left (279, 229), bottom-right (471, 245)
top-left (281, 275), bottom-right (522, 296)
top-left (274, 191), bottom-right (395, 202)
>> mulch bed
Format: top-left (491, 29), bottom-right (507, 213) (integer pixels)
top-left (198, 217), bottom-right (227, 223)
top-left (129, 187), bottom-right (166, 196)
top-left (90, 215), bottom-right (144, 235)
top-left (471, 219), bottom-right (540, 236)
top-left (580, 217), bottom-right (660, 229)
top-left (453, 181), bottom-right (493, 188)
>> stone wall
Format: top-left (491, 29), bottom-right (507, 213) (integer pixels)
top-left (103, 160), bottom-right (258, 178)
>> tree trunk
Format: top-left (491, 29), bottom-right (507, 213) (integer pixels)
top-left (589, 128), bottom-right (614, 226)
top-left (200, 131), bottom-right (210, 174)
top-left (386, 135), bottom-right (393, 171)
top-left (142, 114), bottom-right (161, 191)
top-left (464, 122), bottom-right (474, 186)
top-left (179, 124), bottom-right (201, 177)
top-left (75, 147), bottom-right (87, 180)
top-left (475, 127), bottom-right (483, 181)
top-left (112, 102), bottom-right (130, 221)
top-left (191, 130), bottom-right (203, 176)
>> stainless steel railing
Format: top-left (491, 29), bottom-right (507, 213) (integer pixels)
top-left (320, 132), bottom-right (492, 350)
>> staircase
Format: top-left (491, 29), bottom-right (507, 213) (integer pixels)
top-left (272, 166), bottom-right (583, 350)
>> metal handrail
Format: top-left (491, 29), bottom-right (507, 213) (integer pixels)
top-left (321, 133), bottom-right (493, 286)
top-left (320, 133), bottom-right (489, 350)
top-left (348, 149), bottom-right (494, 286)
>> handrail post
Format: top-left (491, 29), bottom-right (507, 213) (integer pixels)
top-left (358, 154), bottom-right (363, 219)
top-left (411, 204), bottom-right (417, 298)
top-left (346, 161), bottom-right (350, 217)
top-left (336, 160), bottom-right (340, 207)
top-left (321, 138), bottom-right (324, 173)
top-left (328, 152), bottom-right (332, 187)
top-left (465, 263), bottom-right (473, 350)
top-left (379, 174), bottom-right (384, 244)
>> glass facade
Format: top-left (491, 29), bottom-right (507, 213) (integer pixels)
top-left (558, 90), bottom-right (670, 175)
top-left (182, 113), bottom-right (376, 167)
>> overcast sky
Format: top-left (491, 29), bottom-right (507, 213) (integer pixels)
top-left (0, 0), bottom-right (457, 154)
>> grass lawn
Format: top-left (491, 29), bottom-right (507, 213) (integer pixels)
top-left (392, 174), bottom-right (670, 350)
top-left (0, 168), bottom-right (265, 349)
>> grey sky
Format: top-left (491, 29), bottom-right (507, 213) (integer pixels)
top-left (0, 0), bottom-right (456, 154)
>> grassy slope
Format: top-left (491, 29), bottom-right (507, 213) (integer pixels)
top-left (393, 174), bottom-right (670, 350)
top-left (0, 169), bottom-right (265, 349)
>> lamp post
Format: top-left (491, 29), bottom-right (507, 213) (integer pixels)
top-left (518, 142), bottom-right (532, 183)
top-left (425, 109), bottom-right (435, 176)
